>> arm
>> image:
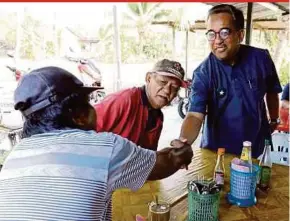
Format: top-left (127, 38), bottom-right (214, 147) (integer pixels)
top-left (178, 68), bottom-right (209, 145)
top-left (147, 144), bottom-right (193, 180)
top-left (264, 50), bottom-right (283, 121)
top-left (179, 112), bottom-right (204, 145)
top-left (281, 100), bottom-right (289, 109)
top-left (266, 93), bottom-right (279, 120)
top-left (107, 134), bottom-right (193, 193)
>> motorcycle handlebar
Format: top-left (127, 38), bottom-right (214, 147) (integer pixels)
top-left (6, 65), bottom-right (16, 72)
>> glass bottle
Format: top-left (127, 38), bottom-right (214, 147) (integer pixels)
top-left (214, 148), bottom-right (225, 187)
top-left (258, 139), bottom-right (272, 191)
top-left (240, 141), bottom-right (253, 172)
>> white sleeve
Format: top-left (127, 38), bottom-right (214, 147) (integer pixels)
top-left (107, 134), bottom-right (156, 193)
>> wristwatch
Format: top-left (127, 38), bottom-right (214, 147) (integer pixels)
top-left (269, 119), bottom-right (280, 124)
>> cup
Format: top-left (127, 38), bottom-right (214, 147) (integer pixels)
top-left (148, 200), bottom-right (170, 221)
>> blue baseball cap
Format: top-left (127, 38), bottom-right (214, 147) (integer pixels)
top-left (14, 66), bottom-right (101, 116)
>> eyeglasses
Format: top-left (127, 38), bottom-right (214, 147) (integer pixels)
top-left (205, 28), bottom-right (232, 41)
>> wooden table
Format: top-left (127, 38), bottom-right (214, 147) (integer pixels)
top-left (112, 149), bottom-right (289, 221)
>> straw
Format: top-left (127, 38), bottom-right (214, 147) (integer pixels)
top-left (154, 195), bottom-right (158, 205)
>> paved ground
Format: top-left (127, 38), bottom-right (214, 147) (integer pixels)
top-left (158, 104), bottom-right (201, 150)
top-left (157, 104), bottom-right (184, 149)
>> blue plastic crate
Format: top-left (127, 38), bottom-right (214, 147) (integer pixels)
top-left (227, 164), bottom-right (260, 207)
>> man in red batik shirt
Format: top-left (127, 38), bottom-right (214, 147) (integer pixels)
top-left (94, 59), bottom-right (187, 150)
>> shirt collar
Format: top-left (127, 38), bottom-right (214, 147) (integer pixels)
top-left (140, 86), bottom-right (158, 111)
top-left (141, 85), bottom-right (150, 107)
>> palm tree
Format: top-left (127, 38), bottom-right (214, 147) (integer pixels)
top-left (123, 3), bottom-right (170, 53)
top-left (95, 24), bottom-right (113, 58)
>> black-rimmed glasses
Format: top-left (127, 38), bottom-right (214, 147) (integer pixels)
top-left (205, 28), bottom-right (232, 41)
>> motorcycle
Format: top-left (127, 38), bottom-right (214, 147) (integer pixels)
top-left (0, 82), bottom-right (24, 169)
top-left (6, 52), bottom-right (29, 82)
top-left (177, 79), bottom-right (192, 119)
top-left (66, 56), bottom-right (106, 104)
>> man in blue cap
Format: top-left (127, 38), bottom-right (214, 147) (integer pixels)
top-left (0, 66), bottom-right (193, 220)
top-left (174, 4), bottom-right (282, 158)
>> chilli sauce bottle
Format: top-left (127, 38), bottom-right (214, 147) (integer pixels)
top-left (214, 148), bottom-right (226, 187)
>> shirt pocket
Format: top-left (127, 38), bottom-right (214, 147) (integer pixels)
top-left (240, 76), bottom-right (265, 101)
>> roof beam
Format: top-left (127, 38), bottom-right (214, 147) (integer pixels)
top-left (257, 2), bottom-right (285, 14)
top-left (271, 2), bottom-right (289, 15)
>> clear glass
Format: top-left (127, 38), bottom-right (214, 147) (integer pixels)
top-left (258, 139), bottom-right (272, 190)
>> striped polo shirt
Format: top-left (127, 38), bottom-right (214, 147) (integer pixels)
top-left (0, 129), bottom-right (156, 221)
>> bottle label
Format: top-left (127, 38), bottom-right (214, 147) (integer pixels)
top-left (241, 148), bottom-right (249, 161)
top-left (260, 167), bottom-right (271, 185)
top-left (214, 172), bottom-right (224, 185)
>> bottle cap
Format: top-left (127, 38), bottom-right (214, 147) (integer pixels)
top-left (217, 148), bottom-right (225, 155)
top-left (243, 141), bottom-right (252, 147)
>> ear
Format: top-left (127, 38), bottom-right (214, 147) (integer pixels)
top-left (145, 72), bottom-right (152, 83)
top-left (238, 29), bottom-right (245, 43)
top-left (72, 112), bottom-right (87, 126)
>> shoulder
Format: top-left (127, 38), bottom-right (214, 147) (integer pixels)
top-left (101, 87), bottom-right (141, 104)
top-left (112, 87), bottom-right (141, 97)
top-left (15, 129), bottom-right (118, 151)
top-left (241, 44), bottom-right (271, 60)
top-left (194, 54), bottom-right (215, 75)
top-left (195, 54), bottom-right (212, 71)
top-left (192, 55), bottom-right (213, 83)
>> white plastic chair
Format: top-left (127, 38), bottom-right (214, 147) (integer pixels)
top-left (270, 132), bottom-right (289, 166)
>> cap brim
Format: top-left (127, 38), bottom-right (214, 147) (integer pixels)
top-left (76, 85), bottom-right (104, 94)
top-left (155, 71), bottom-right (188, 88)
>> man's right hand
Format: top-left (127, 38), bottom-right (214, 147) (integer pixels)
top-left (170, 137), bottom-right (193, 169)
top-left (170, 143), bottom-right (193, 169)
top-left (147, 144), bottom-right (193, 180)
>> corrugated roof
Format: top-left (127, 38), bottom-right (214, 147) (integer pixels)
top-left (152, 2), bottom-right (289, 31)
top-left (195, 2), bottom-right (289, 30)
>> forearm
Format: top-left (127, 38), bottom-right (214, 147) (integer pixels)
top-left (266, 93), bottom-right (279, 119)
top-left (147, 146), bottom-right (192, 180)
top-left (180, 113), bottom-right (203, 145)
top-left (281, 100), bottom-right (289, 109)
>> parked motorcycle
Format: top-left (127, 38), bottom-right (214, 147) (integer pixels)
top-left (66, 56), bottom-right (106, 104)
top-left (0, 82), bottom-right (24, 169)
top-left (177, 79), bottom-right (192, 119)
top-left (6, 52), bottom-right (29, 82)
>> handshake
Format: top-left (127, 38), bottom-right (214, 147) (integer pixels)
top-left (148, 137), bottom-right (194, 180)
top-left (169, 138), bottom-right (193, 170)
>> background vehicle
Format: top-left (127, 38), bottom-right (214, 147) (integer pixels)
top-left (178, 79), bottom-right (192, 119)
top-left (5, 52), bottom-right (30, 82)
top-left (66, 55), bottom-right (106, 104)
